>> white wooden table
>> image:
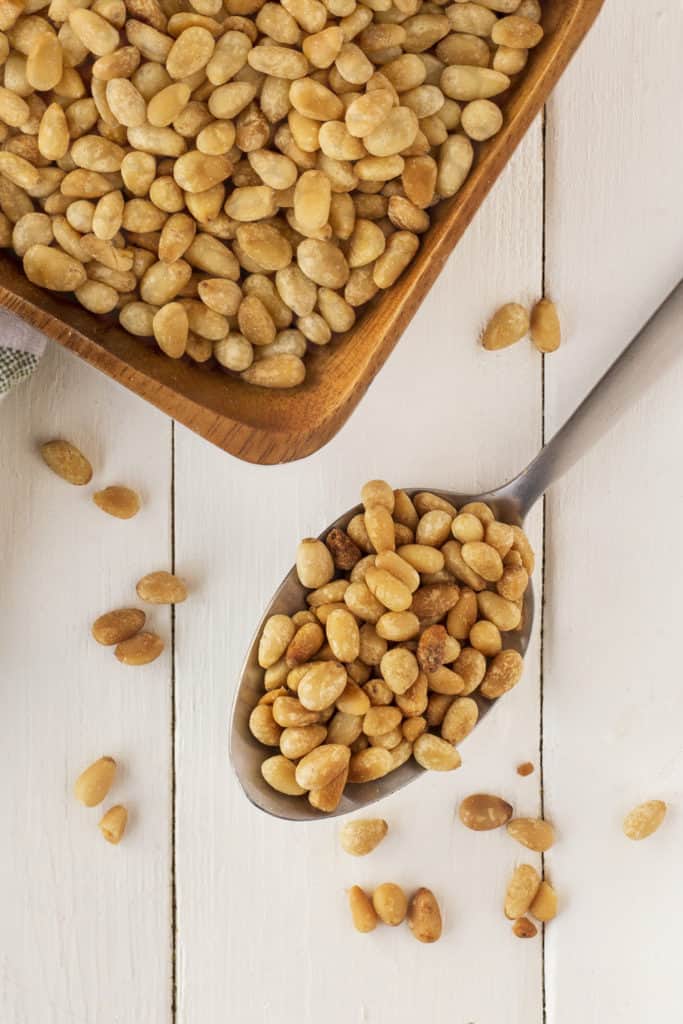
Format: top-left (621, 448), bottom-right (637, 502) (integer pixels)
top-left (2, 2), bottom-right (682, 1021)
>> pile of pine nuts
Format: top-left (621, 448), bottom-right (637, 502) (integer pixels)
top-left (0, 0), bottom-right (544, 388)
top-left (250, 478), bottom-right (534, 813)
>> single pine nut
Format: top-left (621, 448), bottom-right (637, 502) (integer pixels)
top-left (529, 880), bottom-right (557, 921)
top-left (407, 887), bottom-right (442, 943)
top-left (507, 817), bottom-right (556, 852)
top-left (505, 864), bottom-right (540, 920)
top-left (92, 608), bottom-right (146, 645)
top-left (512, 917), bottom-right (537, 939)
top-left (40, 439), bottom-right (92, 484)
top-left (530, 297), bottom-right (561, 353)
top-left (99, 804), bottom-right (128, 844)
top-left (482, 302), bottom-right (530, 350)
top-left (340, 817), bottom-right (388, 855)
top-left (372, 882), bottom-right (407, 925)
top-left (93, 486), bottom-right (141, 519)
top-left (349, 885), bottom-right (377, 932)
top-left (115, 631), bottom-right (164, 665)
top-left (74, 756), bottom-right (116, 806)
top-left (261, 755), bottom-right (307, 795)
top-left (134, 569), bottom-right (187, 605)
top-left (623, 800), bottom-right (667, 841)
top-left (459, 792), bottom-right (513, 830)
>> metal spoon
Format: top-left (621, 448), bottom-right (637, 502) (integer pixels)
top-left (230, 278), bottom-right (683, 821)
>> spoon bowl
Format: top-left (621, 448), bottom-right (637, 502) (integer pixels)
top-left (230, 489), bottom-right (534, 821)
top-left (229, 279), bottom-right (683, 821)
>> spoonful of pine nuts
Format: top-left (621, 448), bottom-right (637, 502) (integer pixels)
top-left (230, 278), bottom-right (683, 821)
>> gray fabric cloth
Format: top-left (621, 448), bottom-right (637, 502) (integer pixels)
top-left (0, 309), bottom-right (46, 397)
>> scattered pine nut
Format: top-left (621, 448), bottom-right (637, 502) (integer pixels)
top-left (481, 303), bottom-right (530, 350)
top-left (529, 880), bottom-right (557, 922)
top-left (340, 818), bottom-right (388, 857)
top-left (504, 864), bottom-right (540, 920)
top-left (348, 885), bottom-right (377, 934)
top-left (459, 793), bottom-right (513, 831)
top-left (512, 917), bottom-right (537, 939)
top-left (506, 817), bottom-right (555, 852)
top-left (115, 631), bottom-right (165, 665)
top-left (482, 297), bottom-right (561, 354)
top-left (517, 761), bottom-right (534, 776)
top-left (74, 756), bottom-right (116, 807)
top-left (407, 887), bottom-right (442, 944)
top-left (92, 608), bottom-right (146, 646)
top-left (93, 486), bottom-right (141, 519)
top-left (136, 571), bottom-right (188, 604)
top-left (530, 298), bottom-right (561, 353)
top-left (623, 800), bottom-right (667, 841)
top-left (372, 883), bottom-right (408, 926)
top-left (99, 804), bottom-right (128, 844)
top-left (40, 440), bottom-right (92, 485)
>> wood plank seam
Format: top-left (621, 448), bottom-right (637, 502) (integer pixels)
top-left (540, 101), bottom-right (548, 1024)
top-left (171, 419), bottom-right (178, 1024)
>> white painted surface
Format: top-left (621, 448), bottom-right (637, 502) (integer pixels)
top-left (0, 348), bottom-right (173, 1023)
top-left (543, 2), bottom-right (683, 1022)
top-left (1, 1), bottom-right (681, 1021)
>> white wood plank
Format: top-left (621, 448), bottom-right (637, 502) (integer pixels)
top-left (543, 1), bottom-right (683, 1021)
top-left (544, 0), bottom-right (683, 430)
top-left (174, 124), bottom-right (545, 1024)
top-left (0, 343), bottom-right (173, 1024)
top-left (0, 2), bottom-right (679, 1018)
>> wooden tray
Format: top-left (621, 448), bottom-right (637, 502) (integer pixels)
top-left (0, 0), bottom-right (603, 464)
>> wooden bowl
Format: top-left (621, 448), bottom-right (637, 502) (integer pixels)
top-left (0, 0), bottom-right (603, 464)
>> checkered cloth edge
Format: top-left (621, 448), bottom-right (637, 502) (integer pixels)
top-left (0, 309), bottom-right (46, 397)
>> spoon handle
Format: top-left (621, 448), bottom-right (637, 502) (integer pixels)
top-left (501, 276), bottom-right (683, 516)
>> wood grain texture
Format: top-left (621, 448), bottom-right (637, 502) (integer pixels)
top-left (543, 0), bottom-right (683, 1021)
top-left (1, 1), bottom-right (682, 1021)
top-left (173, 124), bottom-right (545, 1024)
top-left (0, 0), bottom-right (603, 466)
top-left (0, 344), bottom-right (173, 1024)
